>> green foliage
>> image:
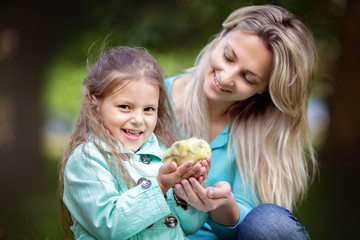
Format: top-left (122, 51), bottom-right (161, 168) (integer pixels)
top-left (43, 61), bottom-right (85, 121)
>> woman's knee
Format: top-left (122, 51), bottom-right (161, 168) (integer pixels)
top-left (238, 204), bottom-right (310, 240)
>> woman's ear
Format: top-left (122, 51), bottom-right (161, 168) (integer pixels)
top-left (219, 30), bottom-right (227, 39)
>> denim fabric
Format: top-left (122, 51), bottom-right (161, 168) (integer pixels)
top-left (238, 204), bottom-right (310, 240)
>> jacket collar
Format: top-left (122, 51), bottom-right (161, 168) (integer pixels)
top-left (93, 133), bottom-right (164, 161)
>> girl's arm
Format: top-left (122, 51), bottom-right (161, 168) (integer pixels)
top-left (63, 146), bottom-right (170, 240)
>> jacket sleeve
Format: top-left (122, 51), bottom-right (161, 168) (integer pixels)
top-left (63, 145), bottom-right (171, 240)
top-left (167, 189), bottom-right (209, 236)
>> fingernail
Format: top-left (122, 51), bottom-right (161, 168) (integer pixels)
top-left (208, 189), bottom-right (214, 198)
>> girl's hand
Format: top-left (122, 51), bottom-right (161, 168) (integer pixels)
top-left (156, 161), bottom-right (204, 195)
top-left (173, 179), bottom-right (239, 226)
top-left (196, 158), bottom-right (211, 184)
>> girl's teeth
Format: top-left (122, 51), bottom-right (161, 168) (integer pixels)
top-left (125, 130), bottom-right (140, 134)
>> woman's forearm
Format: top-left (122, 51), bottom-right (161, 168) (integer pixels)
top-left (209, 192), bottom-right (240, 226)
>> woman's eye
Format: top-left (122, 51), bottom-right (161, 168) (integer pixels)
top-left (224, 52), bottom-right (233, 63)
top-left (243, 74), bottom-right (255, 85)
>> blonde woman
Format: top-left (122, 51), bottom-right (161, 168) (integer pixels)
top-left (166, 5), bottom-right (317, 240)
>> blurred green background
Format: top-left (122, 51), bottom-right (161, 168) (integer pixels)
top-left (0, 0), bottom-right (359, 239)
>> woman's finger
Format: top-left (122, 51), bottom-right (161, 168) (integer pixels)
top-left (189, 178), bottom-right (208, 202)
top-left (206, 181), bottom-right (231, 199)
top-left (181, 179), bottom-right (207, 210)
top-left (173, 183), bottom-right (188, 201)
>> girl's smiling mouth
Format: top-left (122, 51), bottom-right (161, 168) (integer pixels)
top-left (122, 129), bottom-right (143, 141)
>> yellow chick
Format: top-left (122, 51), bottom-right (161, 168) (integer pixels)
top-left (162, 137), bottom-right (211, 165)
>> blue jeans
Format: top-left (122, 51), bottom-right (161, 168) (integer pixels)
top-left (238, 204), bottom-right (310, 240)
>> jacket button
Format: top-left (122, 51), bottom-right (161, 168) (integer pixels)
top-left (137, 177), bottom-right (151, 189)
top-left (140, 155), bottom-right (151, 164)
top-left (165, 216), bottom-right (178, 228)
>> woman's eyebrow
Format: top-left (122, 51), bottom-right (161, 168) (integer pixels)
top-left (227, 43), bottom-right (265, 82)
top-left (226, 44), bottom-right (238, 61)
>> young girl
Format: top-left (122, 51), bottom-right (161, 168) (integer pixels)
top-left (58, 47), bottom-right (208, 239)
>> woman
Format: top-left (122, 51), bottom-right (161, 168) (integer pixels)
top-left (165, 4), bottom-right (317, 240)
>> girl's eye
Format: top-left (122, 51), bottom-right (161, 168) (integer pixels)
top-left (118, 105), bottom-right (130, 110)
top-left (144, 107), bottom-right (156, 112)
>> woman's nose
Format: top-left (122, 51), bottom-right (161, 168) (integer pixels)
top-left (220, 69), bottom-right (236, 86)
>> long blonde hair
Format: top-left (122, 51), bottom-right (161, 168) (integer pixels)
top-left (58, 47), bottom-right (176, 235)
top-left (180, 5), bottom-right (317, 210)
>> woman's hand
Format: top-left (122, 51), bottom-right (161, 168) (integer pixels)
top-left (173, 179), bottom-right (239, 226)
top-left (156, 161), bottom-right (204, 195)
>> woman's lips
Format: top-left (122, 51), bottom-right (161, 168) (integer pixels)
top-left (212, 72), bottom-right (229, 92)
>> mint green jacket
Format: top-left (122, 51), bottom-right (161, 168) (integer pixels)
top-left (63, 133), bottom-right (208, 239)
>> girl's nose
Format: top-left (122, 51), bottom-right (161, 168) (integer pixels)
top-left (131, 111), bottom-right (144, 126)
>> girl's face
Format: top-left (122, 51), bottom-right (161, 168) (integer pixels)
top-left (100, 79), bottom-right (159, 152)
top-left (204, 29), bottom-right (272, 107)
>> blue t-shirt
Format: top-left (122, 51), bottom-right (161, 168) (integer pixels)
top-left (165, 76), bottom-right (256, 240)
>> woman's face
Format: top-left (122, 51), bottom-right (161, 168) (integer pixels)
top-left (204, 29), bottom-right (272, 106)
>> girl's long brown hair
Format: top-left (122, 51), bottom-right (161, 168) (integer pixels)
top-left (58, 47), bottom-right (176, 237)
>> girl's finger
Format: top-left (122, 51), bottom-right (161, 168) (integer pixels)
top-left (181, 163), bottom-right (202, 179)
top-left (191, 166), bottom-right (206, 179)
top-left (159, 161), bottom-right (177, 174)
top-left (175, 161), bottom-right (194, 176)
top-left (206, 157), bottom-right (211, 169)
